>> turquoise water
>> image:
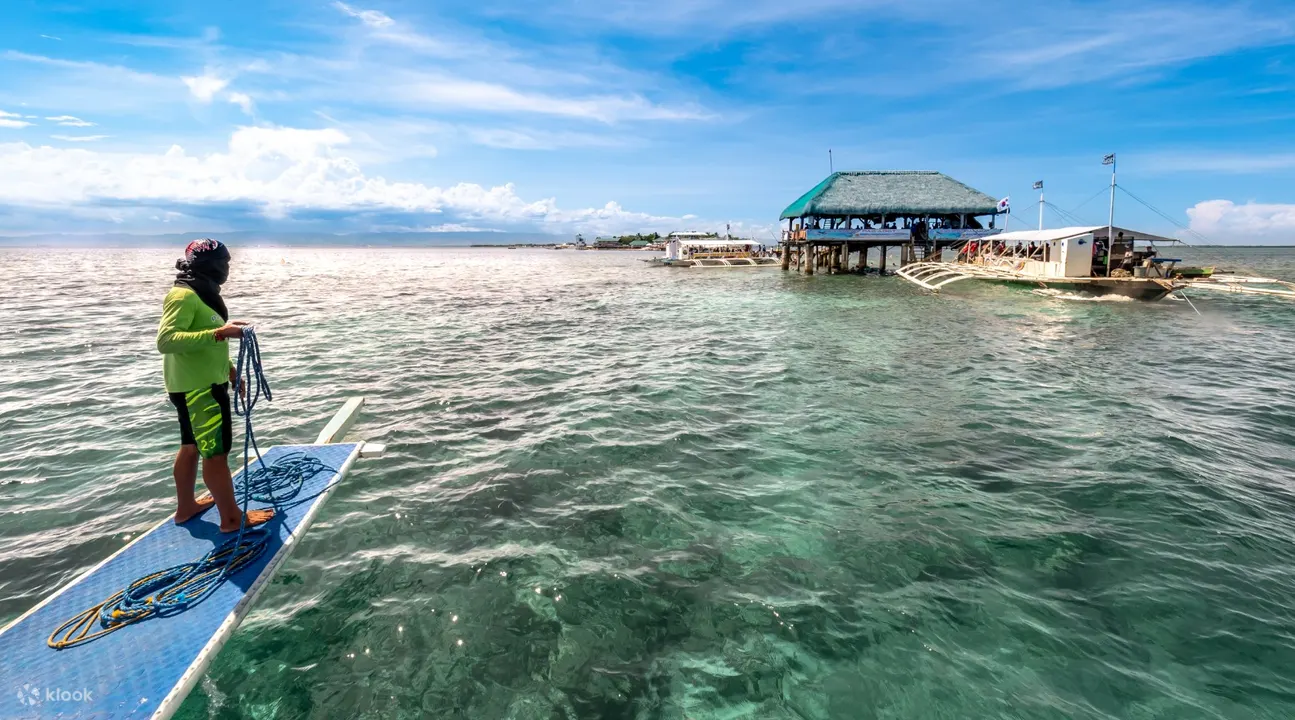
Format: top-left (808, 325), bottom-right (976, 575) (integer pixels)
top-left (4, 246), bottom-right (1295, 719)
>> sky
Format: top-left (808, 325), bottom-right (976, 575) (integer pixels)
top-left (1, 0), bottom-right (1295, 242)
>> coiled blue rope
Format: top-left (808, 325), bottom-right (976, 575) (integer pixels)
top-left (49, 327), bottom-right (335, 649)
top-left (234, 328), bottom-right (340, 510)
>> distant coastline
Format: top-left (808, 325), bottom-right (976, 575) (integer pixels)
top-left (0, 231), bottom-right (561, 248)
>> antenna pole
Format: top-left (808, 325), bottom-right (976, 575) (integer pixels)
top-left (829, 149), bottom-right (833, 174)
top-left (1106, 154), bottom-right (1116, 276)
top-left (1038, 184), bottom-right (1044, 231)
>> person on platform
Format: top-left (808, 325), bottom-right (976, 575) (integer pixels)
top-left (156, 239), bottom-right (274, 532)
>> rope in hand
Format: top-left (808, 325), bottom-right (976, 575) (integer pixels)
top-left (49, 327), bottom-right (335, 649)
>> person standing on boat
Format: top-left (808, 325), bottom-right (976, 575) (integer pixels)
top-left (156, 239), bottom-right (274, 532)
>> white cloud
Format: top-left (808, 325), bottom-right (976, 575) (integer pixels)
top-left (40, 34), bottom-right (62, 41)
top-left (182, 71), bottom-right (230, 102)
top-left (0, 110), bottom-right (22, 118)
top-left (51, 134), bottom-right (108, 142)
top-left (332, 1), bottom-right (493, 60)
top-left (0, 126), bottom-right (686, 233)
top-left (46, 115), bottom-right (95, 127)
top-left (465, 127), bottom-right (627, 150)
top-left (528, 0), bottom-right (913, 35)
top-left (334, 1), bottom-right (395, 28)
top-left (402, 75), bottom-right (710, 123)
top-left (2, 51), bottom-right (179, 113)
top-left (181, 68), bottom-right (255, 114)
top-left (227, 91), bottom-right (254, 115)
top-left (0, 118), bottom-right (34, 129)
top-left (1187, 200), bottom-right (1295, 244)
top-left (967, 3), bottom-right (1295, 91)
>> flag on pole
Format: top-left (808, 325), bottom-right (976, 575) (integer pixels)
top-left (1102, 153), bottom-right (1116, 165)
top-left (996, 196), bottom-right (1010, 213)
top-left (1032, 180), bottom-right (1043, 190)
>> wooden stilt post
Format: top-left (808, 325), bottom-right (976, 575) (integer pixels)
top-left (879, 245), bottom-right (888, 275)
top-left (781, 242), bottom-right (791, 271)
top-left (805, 243), bottom-right (815, 275)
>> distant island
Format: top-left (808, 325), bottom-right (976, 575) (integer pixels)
top-left (471, 231), bottom-right (723, 250)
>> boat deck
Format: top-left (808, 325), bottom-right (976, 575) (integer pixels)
top-left (0, 442), bottom-right (362, 720)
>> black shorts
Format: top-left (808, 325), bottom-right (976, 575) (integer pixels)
top-left (170, 382), bottom-right (233, 459)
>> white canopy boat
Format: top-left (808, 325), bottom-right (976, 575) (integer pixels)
top-left (897, 226), bottom-right (1186, 301)
top-left (647, 235), bottom-right (780, 268)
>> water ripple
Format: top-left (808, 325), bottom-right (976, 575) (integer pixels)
top-left (3, 246), bottom-right (1295, 718)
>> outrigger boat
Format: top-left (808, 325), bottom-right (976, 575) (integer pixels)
top-left (897, 225), bottom-right (1295, 303)
top-left (898, 226), bottom-right (1185, 301)
top-left (897, 156), bottom-right (1295, 303)
top-left (646, 234), bottom-right (780, 269)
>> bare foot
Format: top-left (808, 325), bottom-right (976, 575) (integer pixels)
top-left (220, 508), bottom-right (276, 533)
top-left (175, 493), bottom-right (216, 524)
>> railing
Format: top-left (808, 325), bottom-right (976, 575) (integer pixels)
top-left (691, 252), bottom-right (752, 259)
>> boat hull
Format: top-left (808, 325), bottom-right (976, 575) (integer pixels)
top-left (647, 257), bottom-right (779, 268)
top-left (1016, 278), bottom-right (1180, 301)
top-left (895, 261), bottom-right (1183, 301)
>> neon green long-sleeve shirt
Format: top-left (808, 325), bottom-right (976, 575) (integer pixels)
top-left (156, 287), bottom-right (231, 393)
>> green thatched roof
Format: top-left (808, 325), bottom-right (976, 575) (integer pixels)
top-left (780, 171), bottom-right (998, 219)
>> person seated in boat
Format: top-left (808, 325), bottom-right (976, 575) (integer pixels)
top-left (1116, 250), bottom-right (1135, 275)
top-left (157, 239), bottom-right (274, 533)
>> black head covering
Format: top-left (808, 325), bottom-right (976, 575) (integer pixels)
top-left (174, 238), bottom-right (230, 321)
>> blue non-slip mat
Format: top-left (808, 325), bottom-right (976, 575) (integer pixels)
top-left (0, 443), bottom-right (361, 720)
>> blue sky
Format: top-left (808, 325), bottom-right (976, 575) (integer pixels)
top-left (1, 0), bottom-right (1294, 241)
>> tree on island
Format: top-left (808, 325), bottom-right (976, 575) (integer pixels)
top-left (615, 232), bottom-right (662, 245)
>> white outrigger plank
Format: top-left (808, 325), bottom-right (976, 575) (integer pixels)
top-left (0, 399), bottom-right (375, 720)
top-left (896, 261), bottom-right (1009, 291)
top-left (359, 442), bottom-right (387, 458)
top-left (899, 261), bottom-right (1295, 302)
top-left (1182, 276), bottom-right (1295, 299)
top-left (315, 396), bottom-right (365, 444)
